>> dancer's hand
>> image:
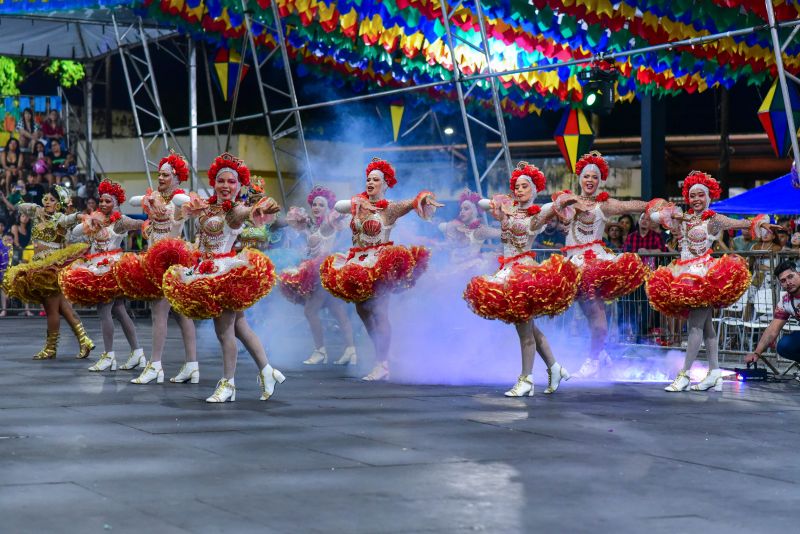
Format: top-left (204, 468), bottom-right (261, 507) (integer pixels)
top-left (182, 192), bottom-right (207, 218)
top-left (744, 352), bottom-right (759, 364)
top-left (251, 197), bottom-right (280, 226)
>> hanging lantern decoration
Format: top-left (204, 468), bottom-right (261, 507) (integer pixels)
top-left (554, 108), bottom-right (595, 173)
top-left (390, 100), bottom-right (404, 142)
top-left (757, 78), bottom-right (800, 158)
top-left (212, 47), bottom-right (250, 102)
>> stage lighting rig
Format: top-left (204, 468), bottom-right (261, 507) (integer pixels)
top-left (577, 57), bottom-right (619, 115)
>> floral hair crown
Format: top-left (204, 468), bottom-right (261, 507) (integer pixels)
top-left (682, 171), bottom-right (721, 204)
top-left (509, 161), bottom-right (546, 193)
top-left (98, 179), bottom-right (126, 205)
top-left (208, 152), bottom-right (251, 188)
top-left (575, 151), bottom-right (609, 181)
top-left (159, 149), bottom-right (189, 183)
top-left (307, 185), bottom-right (336, 207)
top-left (365, 157), bottom-right (397, 188)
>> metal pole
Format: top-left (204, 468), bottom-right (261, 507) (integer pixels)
top-left (111, 14), bottom-right (152, 187)
top-left (765, 0), bottom-right (800, 168)
top-left (241, 0), bottom-right (287, 205)
top-left (201, 40), bottom-right (222, 153)
top-left (137, 17), bottom-right (170, 154)
top-left (84, 61), bottom-right (94, 182)
top-left (473, 0), bottom-right (512, 176)
top-left (225, 33), bottom-right (249, 153)
top-left (439, 0), bottom-right (484, 197)
top-left (188, 36), bottom-right (198, 192)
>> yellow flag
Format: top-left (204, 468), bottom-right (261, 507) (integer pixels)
top-left (390, 104), bottom-right (404, 142)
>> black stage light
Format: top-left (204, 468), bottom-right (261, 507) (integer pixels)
top-left (577, 59), bottom-right (618, 115)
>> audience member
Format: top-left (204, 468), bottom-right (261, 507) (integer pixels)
top-left (15, 108), bottom-right (42, 149)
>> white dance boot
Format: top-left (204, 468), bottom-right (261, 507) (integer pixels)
top-left (303, 347), bottom-right (328, 365)
top-left (119, 349), bottom-right (146, 370)
top-left (130, 361), bottom-right (164, 384)
top-left (543, 362), bottom-right (570, 394)
top-left (170, 362), bottom-right (200, 384)
top-left (334, 346), bottom-right (358, 365)
top-left (362, 361), bottom-right (389, 381)
top-left (574, 350), bottom-right (612, 379)
top-left (691, 369), bottom-right (724, 391)
top-left (88, 352), bottom-right (117, 372)
top-left (257, 364), bottom-right (286, 401)
top-left (665, 370), bottom-right (691, 392)
top-left (206, 378), bottom-right (236, 403)
top-left (504, 375), bottom-right (534, 397)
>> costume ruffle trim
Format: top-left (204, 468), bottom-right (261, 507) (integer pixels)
top-left (3, 243), bottom-right (87, 303)
top-left (578, 251), bottom-right (649, 301)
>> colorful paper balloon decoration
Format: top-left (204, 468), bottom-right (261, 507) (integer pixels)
top-left (758, 78), bottom-right (800, 158)
top-left (554, 108), bottom-right (595, 173)
top-left (212, 48), bottom-right (250, 102)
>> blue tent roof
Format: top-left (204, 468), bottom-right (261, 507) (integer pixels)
top-left (711, 173), bottom-right (800, 215)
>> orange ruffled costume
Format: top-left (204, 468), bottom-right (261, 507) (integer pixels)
top-left (320, 243), bottom-right (430, 303)
top-left (464, 252), bottom-right (581, 324)
top-left (114, 238), bottom-right (196, 301)
top-left (163, 248), bottom-right (276, 320)
top-left (563, 241), bottom-right (649, 301)
top-left (59, 249), bottom-right (125, 306)
top-left (279, 256), bottom-right (324, 304)
top-left (646, 252), bottom-right (750, 318)
top-left (3, 243), bottom-right (87, 303)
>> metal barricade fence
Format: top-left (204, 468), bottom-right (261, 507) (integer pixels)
top-left (528, 248), bottom-right (799, 370)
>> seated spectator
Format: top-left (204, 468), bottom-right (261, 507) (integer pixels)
top-left (15, 108), bottom-right (41, 150)
top-left (791, 233), bottom-right (800, 256)
top-left (40, 109), bottom-right (65, 146)
top-left (23, 172), bottom-right (45, 206)
top-left (1, 138), bottom-right (22, 194)
top-left (622, 212), bottom-right (665, 268)
top-left (745, 260), bottom-right (800, 370)
top-left (0, 191), bottom-right (14, 227)
top-left (618, 213), bottom-right (635, 240)
top-left (10, 211), bottom-right (32, 264)
top-left (604, 221), bottom-right (625, 251)
top-left (6, 180), bottom-right (24, 206)
top-left (534, 218), bottom-right (566, 249)
top-left (48, 140), bottom-right (76, 184)
top-left (29, 140), bottom-right (50, 177)
top-left (732, 230), bottom-right (753, 252)
top-left (83, 196), bottom-right (97, 215)
top-left (777, 229), bottom-right (791, 251)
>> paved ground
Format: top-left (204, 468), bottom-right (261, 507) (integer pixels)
top-left (1, 315), bottom-right (799, 534)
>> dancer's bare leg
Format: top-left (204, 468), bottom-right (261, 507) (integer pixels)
top-left (214, 310), bottom-right (238, 379)
top-left (233, 311), bottom-right (268, 369)
top-left (515, 320), bottom-right (537, 375)
top-left (303, 288), bottom-right (326, 349)
top-left (175, 311), bottom-right (197, 363)
top-left (149, 298), bottom-right (170, 363)
top-left (326, 294), bottom-right (355, 347)
top-left (357, 296), bottom-right (391, 380)
top-left (111, 298), bottom-right (140, 351)
top-left (532, 323), bottom-right (556, 368)
top-left (681, 307), bottom-right (713, 372)
top-left (579, 298), bottom-right (607, 360)
top-left (97, 301), bottom-right (115, 352)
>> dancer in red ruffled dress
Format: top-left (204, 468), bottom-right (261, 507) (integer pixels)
top-left (552, 151), bottom-right (652, 378)
top-left (162, 153), bottom-right (285, 403)
top-left (464, 162), bottom-right (581, 396)
top-left (118, 152), bottom-right (199, 385)
top-left (59, 180), bottom-right (145, 372)
top-left (320, 157), bottom-right (441, 381)
top-left (438, 189), bottom-right (500, 273)
top-left (646, 171), bottom-right (778, 392)
top-left (279, 185), bottom-right (357, 366)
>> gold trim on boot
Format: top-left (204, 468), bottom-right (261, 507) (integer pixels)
top-left (33, 331), bottom-right (59, 360)
top-left (71, 322), bottom-right (95, 359)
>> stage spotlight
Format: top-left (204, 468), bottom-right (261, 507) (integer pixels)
top-left (443, 126), bottom-right (455, 136)
top-left (577, 58), bottom-right (618, 115)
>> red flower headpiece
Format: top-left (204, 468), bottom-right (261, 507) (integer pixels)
top-left (365, 157), bottom-right (397, 188)
top-left (159, 151), bottom-right (189, 183)
top-left (458, 189), bottom-right (481, 206)
top-left (98, 179), bottom-right (126, 205)
top-left (208, 152), bottom-right (251, 188)
top-left (509, 161), bottom-right (546, 193)
top-left (307, 185), bottom-right (336, 208)
top-left (682, 171), bottom-right (721, 205)
top-left (575, 151), bottom-right (609, 181)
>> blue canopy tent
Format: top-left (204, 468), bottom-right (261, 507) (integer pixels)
top-left (711, 173), bottom-right (800, 215)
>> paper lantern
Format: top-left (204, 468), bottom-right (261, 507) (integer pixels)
top-left (554, 108), bottom-right (594, 173)
top-left (212, 48), bottom-right (250, 102)
top-left (758, 78), bottom-right (800, 158)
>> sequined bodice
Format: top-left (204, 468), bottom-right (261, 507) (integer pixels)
top-left (198, 208), bottom-right (243, 255)
top-left (146, 197), bottom-right (183, 245)
top-left (680, 217), bottom-right (715, 260)
top-left (350, 210), bottom-right (392, 247)
top-left (501, 210), bottom-right (542, 256)
top-left (565, 202), bottom-right (606, 247)
top-left (32, 212), bottom-right (69, 250)
top-left (90, 223), bottom-right (127, 254)
top-left (307, 222), bottom-right (336, 258)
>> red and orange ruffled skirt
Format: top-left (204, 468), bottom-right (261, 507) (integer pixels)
top-left (59, 248), bottom-right (125, 306)
top-left (464, 252), bottom-right (580, 324)
top-left (562, 241), bottom-right (649, 301)
top-left (320, 242), bottom-right (430, 303)
top-left (114, 238), bottom-right (195, 301)
top-left (162, 248), bottom-right (276, 320)
top-left (646, 252), bottom-right (750, 318)
top-left (279, 256), bottom-right (324, 304)
top-left (3, 243), bottom-right (87, 303)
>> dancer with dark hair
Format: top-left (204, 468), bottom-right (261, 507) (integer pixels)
top-left (117, 151), bottom-right (198, 384)
top-left (647, 171), bottom-right (778, 391)
top-left (2, 185), bottom-right (94, 359)
top-left (163, 153), bottom-right (284, 403)
top-left (59, 179), bottom-right (144, 372)
top-left (464, 162), bottom-right (580, 396)
top-left (280, 185), bottom-right (357, 366)
top-left (320, 157), bottom-right (441, 381)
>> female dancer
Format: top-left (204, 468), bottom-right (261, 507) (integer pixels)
top-left (320, 157), bottom-right (441, 381)
top-left (646, 171), bottom-right (778, 391)
top-left (162, 152), bottom-right (284, 403)
top-left (2, 185), bottom-right (94, 359)
top-left (59, 179), bottom-right (144, 372)
top-left (116, 152), bottom-right (198, 384)
top-left (464, 162), bottom-right (580, 396)
top-left (552, 151), bottom-right (652, 378)
top-left (438, 189), bottom-right (500, 271)
top-left (280, 185), bottom-right (357, 366)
